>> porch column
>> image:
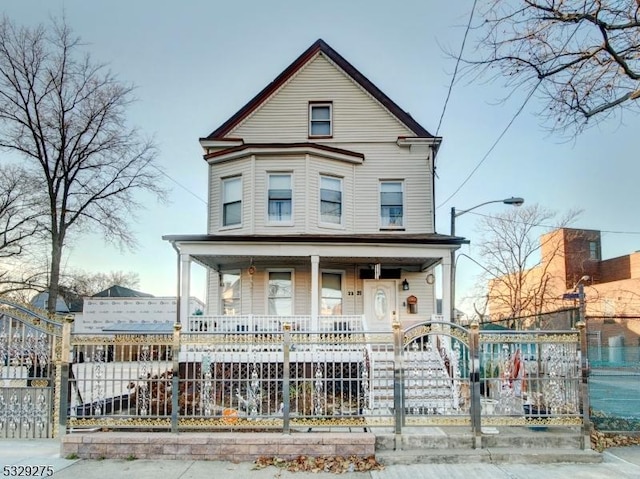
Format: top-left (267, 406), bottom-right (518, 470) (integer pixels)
top-left (310, 255), bottom-right (319, 330)
top-left (441, 252), bottom-right (452, 323)
top-left (180, 253), bottom-right (191, 326)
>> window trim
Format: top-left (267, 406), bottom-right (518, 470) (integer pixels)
top-left (221, 176), bottom-right (242, 229)
top-left (319, 174), bottom-right (343, 228)
top-left (309, 102), bottom-right (333, 138)
top-left (266, 172), bottom-right (294, 226)
top-left (379, 180), bottom-right (405, 229)
top-left (266, 269), bottom-right (294, 316)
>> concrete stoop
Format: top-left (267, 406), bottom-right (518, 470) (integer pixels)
top-left (376, 447), bottom-right (603, 465)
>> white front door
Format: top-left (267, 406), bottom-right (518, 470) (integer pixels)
top-left (363, 280), bottom-right (398, 331)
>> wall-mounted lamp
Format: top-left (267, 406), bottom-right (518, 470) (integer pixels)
top-left (402, 279), bottom-right (410, 291)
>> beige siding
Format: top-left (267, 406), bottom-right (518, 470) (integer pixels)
top-left (206, 265), bottom-right (436, 320)
top-left (396, 271), bottom-right (437, 324)
top-left (339, 142), bottom-right (434, 234)
top-left (206, 270), bottom-right (218, 314)
top-left (208, 158), bottom-right (253, 235)
top-left (207, 264), bottom-right (365, 316)
top-left (230, 54), bottom-right (415, 143)
top-left (208, 144), bottom-right (433, 235)
top-left (208, 53), bottom-right (435, 235)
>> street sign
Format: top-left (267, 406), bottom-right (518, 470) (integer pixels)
top-left (562, 292), bottom-right (580, 300)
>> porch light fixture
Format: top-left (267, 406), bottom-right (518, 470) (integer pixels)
top-left (402, 279), bottom-right (410, 291)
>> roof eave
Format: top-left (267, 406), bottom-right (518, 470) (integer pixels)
top-left (205, 39), bottom-right (436, 140)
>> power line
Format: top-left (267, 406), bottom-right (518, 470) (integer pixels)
top-left (151, 164), bottom-right (208, 206)
top-left (434, 0), bottom-right (478, 139)
top-left (436, 80), bottom-right (541, 209)
top-left (467, 210), bottom-right (640, 236)
top-left (437, 24), bottom-right (581, 210)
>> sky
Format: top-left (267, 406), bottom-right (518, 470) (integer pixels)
top-left (3, 0), bottom-right (639, 311)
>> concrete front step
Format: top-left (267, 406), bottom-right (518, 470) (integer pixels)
top-left (376, 447), bottom-right (603, 465)
top-left (482, 430), bottom-right (582, 449)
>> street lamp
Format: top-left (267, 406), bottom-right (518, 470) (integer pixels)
top-left (449, 197), bottom-right (524, 323)
top-left (450, 197), bottom-right (524, 237)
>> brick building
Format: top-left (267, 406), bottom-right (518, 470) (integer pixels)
top-left (488, 228), bottom-right (640, 348)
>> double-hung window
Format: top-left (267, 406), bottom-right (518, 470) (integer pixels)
top-left (268, 271), bottom-right (293, 315)
top-left (320, 175), bottom-right (342, 225)
top-left (268, 174), bottom-right (292, 223)
top-left (380, 181), bottom-right (404, 228)
top-left (222, 177), bottom-right (242, 227)
top-left (309, 103), bottom-right (332, 137)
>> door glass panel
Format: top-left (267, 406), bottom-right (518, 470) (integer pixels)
top-left (374, 288), bottom-right (388, 320)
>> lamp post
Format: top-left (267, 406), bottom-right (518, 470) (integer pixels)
top-left (449, 197), bottom-right (524, 323)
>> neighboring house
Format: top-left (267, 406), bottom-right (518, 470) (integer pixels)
top-left (30, 292), bottom-right (70, 314)
top-left (487, 228), bottom-right (640, 345)
top-left (164, 39), bottom-right (463, 331)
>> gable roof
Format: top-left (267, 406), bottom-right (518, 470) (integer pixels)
top-left (203, 39), bottom-right (435, 140)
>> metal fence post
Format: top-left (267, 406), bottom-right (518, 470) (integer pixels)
top-left (171, 322), bottom-right (182, 433)
top-left (392, 317), bottom-right (404, 446)
top-left (577, 320), bottom-right (591, 450)
top-left (57, 315), bottom-right (74, 437)
top-left (282, 323), bottom-right (291, 434)
top-left (469, 321), bottom-right (481, 448)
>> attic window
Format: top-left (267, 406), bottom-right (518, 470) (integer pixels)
top-left (309, 103), bottom-right (332, 137)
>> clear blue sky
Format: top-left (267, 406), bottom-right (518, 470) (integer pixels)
top-left (4, 1), bottom-right (640, 310)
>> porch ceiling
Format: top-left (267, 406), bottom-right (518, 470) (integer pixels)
top-left (166, 233), bottom-right (464, 272)
top-left (191, 254), bottom-right (441, 271)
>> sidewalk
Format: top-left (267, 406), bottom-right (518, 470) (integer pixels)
top-left (2, 439), bottom-right (640, 479)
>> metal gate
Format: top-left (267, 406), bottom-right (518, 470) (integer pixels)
top-left (402, 321), bottom-right (472, 427)
top-left (0, 299), bottom-right (63, 438)
top-left (399, 321), bottom-right (584, 432)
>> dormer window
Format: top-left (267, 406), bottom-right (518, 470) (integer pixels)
top-left (309, 102), bottom-right (332, 137)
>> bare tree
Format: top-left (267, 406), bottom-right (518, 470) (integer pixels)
top-left (59, 269), bottom-right (140, 298)
top-left (476, 204), bottom-right (581, 327)
top-left (467, 1), bottom-right (640, 135)
top-left (0, 164), bottom-right (41, 259)
top-left (0, 17), bottom-right (167, 312)
top-left (0, 163), bottom-right (46, 297)
top-left (0, 263), bottom-right (49, 299)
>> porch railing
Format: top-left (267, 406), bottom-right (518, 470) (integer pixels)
top-left (187, 314), bottom-right (365, 333)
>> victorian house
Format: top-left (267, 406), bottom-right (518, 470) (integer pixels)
top-left (163, 39), bottom-right (462, 332)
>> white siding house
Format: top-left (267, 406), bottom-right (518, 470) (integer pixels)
top-left (164, 39), bottom-right (463, 331)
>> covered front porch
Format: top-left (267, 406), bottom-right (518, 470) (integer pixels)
top-left (162, 234), bottom-right (461, 331)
